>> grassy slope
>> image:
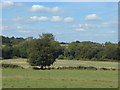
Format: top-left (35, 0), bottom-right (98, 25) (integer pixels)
top-left (2, 69), bottom-right (118, 88)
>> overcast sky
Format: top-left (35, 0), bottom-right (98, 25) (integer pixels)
top-left (1, 1), bottom-right (118, 43)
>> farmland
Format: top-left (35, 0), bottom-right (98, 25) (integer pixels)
top-left (2, 2), bottom-right (119, 89)
top-left (2, 59), bottom-right (118, 88)
top-left (2, 69), bottom-right (118, 88)
top-left (2, 59), bottom-right (118, 69)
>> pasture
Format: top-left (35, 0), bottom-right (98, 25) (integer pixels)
top-left (2, 59), bottom-right (118, 88)
top-left (2, 69), bottom-right (118, 88)
top-left (2, 59), bottom-right (118, 69)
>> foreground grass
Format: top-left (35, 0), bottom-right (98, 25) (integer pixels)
top-left (2, 69), bottom-right (118, 88)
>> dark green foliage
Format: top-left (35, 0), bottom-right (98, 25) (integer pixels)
top-left (13, 41), bottom-right (29, 58)
top-left (103, 43), bottom-right (118, 60)
top-left (28, 33), bottom-right (63, 67)
top-left (1, 35), bottom-right (119, 61)
top-left (59, 41), bottom-right (119, 61)
top-left (12, 46), bottom-right (20, 58)
top-left (1, 36), bottom-right (25, 45)
top-left (2, 45), bottom-right (13, 59)
top-left (118, 42), bottom-right (120, 61)
top-left (39, 33), bottom-right (55, 41)
top-left (1, 35), bottom-right (30, 59)
top-left (2, 63), bottom-right (22, 68)
top-left (58, 55), bottom-right (64, 59)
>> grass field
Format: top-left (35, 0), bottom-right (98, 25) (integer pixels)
top-left (2, 69), bottom-right (118, 88)
top-left (2, 59), bottom-right (118, 88)
top-left (2, 59), bottom-right (118, 69)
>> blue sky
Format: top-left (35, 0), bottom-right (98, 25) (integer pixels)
top-left (1, 1), bottom-right (118, 43)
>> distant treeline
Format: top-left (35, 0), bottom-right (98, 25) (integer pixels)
top-left (1, 35), bottom-right (120, 61)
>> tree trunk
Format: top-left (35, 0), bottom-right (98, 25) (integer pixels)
top-left (41, 66), bottom-right (43, 70)
top-left (45, 66), bottom-right (46, 70)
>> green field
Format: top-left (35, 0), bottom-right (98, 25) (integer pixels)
top-left (2, 59), bottom-right (118, 88)
top-left (2, 69), bottom-right (118, 88)
top-left (2, 59), bottom-right (118, 69)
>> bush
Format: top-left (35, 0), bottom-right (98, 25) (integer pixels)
top-left (12, 56), bottom-right (19, 59)
top-left (2, 45), bottom-right (13, 59)
top-left (2, 63), bottom-right (23, 69)
top-left (86, 66), bottom-right (97, 70)
top-left (58, 55), bottom-right (64, 59)
top-left (100, 67), bottom-right (110, 70)
top-left (78, 66), bottom-right (97, 70)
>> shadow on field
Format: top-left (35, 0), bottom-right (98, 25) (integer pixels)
top-left (32, 66), bottom-right (117, 71)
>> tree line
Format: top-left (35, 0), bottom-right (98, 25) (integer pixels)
top-left (1, 34), bottom-right (120, 61)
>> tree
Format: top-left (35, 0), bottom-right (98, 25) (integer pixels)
top-left (2, 45), bottom-right (13, 59)
top-left (1, 36), bottom-right (25, 45)
top-left (39, 33), bottom-right (55, 41)
top-left (13, 41), bottom-right (29, 58)
top-left (27, 33), bottom-right (62, 69)
top-left (103, 43), bottom-right (118, 60)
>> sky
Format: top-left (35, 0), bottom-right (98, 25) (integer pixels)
top-left (0, 1), bottom-right (118, 43)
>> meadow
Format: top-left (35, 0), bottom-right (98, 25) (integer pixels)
top-left (2, 59), bottom-right (118, 88)
top-left (2, 59), bottom-right (118, 69)
top-left (2, 69), bottom-right (118, 88)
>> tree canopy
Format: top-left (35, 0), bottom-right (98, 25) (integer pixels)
top-left (1, 34), bottom-right (119, 61)
top-left (27, 33), bottom-right (63, 68)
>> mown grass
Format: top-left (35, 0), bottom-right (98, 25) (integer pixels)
top-left (2, 59), bottom-right (118, 69)
top-left (2, 59), bottom-right (30, 68)
top-left (2, 69), bottom-right (118, 88)
top-left (2, 59), bottom-right (118, 88)
top-left (53, 60), bottom-right (118, 69)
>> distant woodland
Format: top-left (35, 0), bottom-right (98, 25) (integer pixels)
top-left (1, 34), bottom-right (119, 61)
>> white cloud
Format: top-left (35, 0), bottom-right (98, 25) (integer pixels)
top-left (4, 1), bottom-right (14, 5)
top-left (0, 26), bottom-right (8, 30)
top-left (0, 1), bottom-right (14, 9)
top-left (17, 26), bottom-right (23, 29)
top-left (13, 16), bottom-right (75, 23)
top-left (73, 21), bottom-right (117, 31)
top-left (64, 17), bottom-right (74, 22)
top-left (85, 14), bottom-right (102, 21)
top-left (51, 16), bottom-right (62, 22)
top-left (55, 32), bottom-right (62, 35)
top-left (30, 16), bottom-right (49, 21)
top-left (31, 5), bottom-right (62, 13)
top-left (18, 30), bottom-right (30, 33)
top-left (101, 21), bottom-right (118, 28)
top-left (75, 28), bottom-right (85, 31)
top-left (2, 1), bottom-right (14, 6)
top-left (108, 30), bottom-right (117, 34)
top-left (13, 17), bottom-right (34, 23)
top-left (13, 16), bottom-right (49, 23)
top-left (55, 21), bottom-right (117, 31)
top-left (0, 1), bottom-right (23, 9)
top-left (13, 17), bottom-right (24, 22)
top-left (73, 24), bottom-right (96, 30)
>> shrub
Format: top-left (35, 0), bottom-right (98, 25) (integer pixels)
top-left (2, 63), bottom-right (23, 69)
top-left (100, 67), bottom-right (109, 70)
top-left (12, 56), bottom-right (19, 59)
top-left (86, 66), bottom-right (97, 70)
top-left (58, 55), bottom-right (64, 59)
